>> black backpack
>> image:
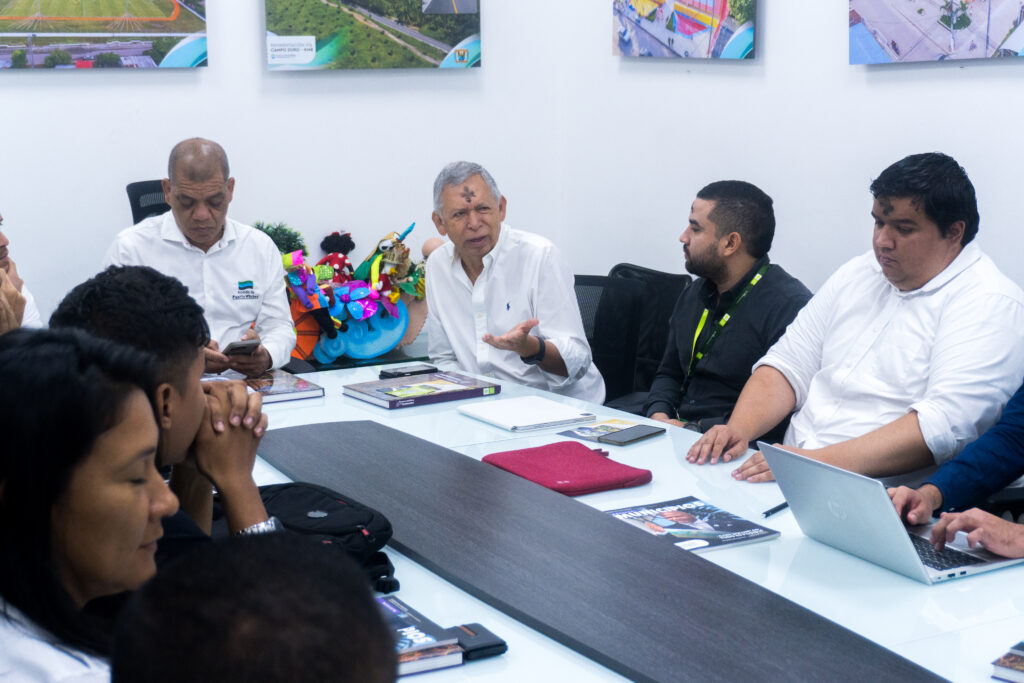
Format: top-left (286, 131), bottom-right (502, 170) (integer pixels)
top-left (214, 482), bottom-right (399, 593)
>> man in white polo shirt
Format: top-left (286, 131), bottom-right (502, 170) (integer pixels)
top-left (105, 138), bottom-right (295, 376)
top-left (689, 152), bottom-right (1024, 483)
top-left (426, 161), bottom-right (605, 403)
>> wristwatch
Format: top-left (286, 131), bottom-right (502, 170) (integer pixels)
top-left (520, 337), bottom-right (546, 366)
top-left (235, 516), bottom-right (283, 536)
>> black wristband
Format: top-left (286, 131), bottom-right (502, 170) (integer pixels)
top-left (520, 337), bottom-right (546, 365)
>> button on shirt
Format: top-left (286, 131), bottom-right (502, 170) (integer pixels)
top-left (426, 224), bottom-right (605, 403)
top-left (104, 212), bottom-right (296, 369)
top-left (757, 243), bottom-right (1024, 463)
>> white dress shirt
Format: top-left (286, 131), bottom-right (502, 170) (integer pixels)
top-left (426, 224), bottom-right (605, 403)
top-left (757, 243), bottom-right (1024, 463)
top-left (0, 604), bottom-right (109, 682)
top-left (104, 211), bottom-right (296, 369)
top-left (20, 284), bottom-right (42, 328)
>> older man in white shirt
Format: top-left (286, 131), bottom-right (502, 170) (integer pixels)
top-left (688, 152), bottom-right (1024, 482)
top-left (105, 138), bottom-right (295, 377)
top-left (426, 161), bottom-right (605, 403)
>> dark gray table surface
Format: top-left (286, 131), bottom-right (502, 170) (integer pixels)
top-left (259, 421), bottom-right (945, 683)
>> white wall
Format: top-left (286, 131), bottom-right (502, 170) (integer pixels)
top-left (3, 0), bottom-right (1024, 320)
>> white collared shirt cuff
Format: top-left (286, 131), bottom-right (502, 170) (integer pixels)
top-left (911, 402), bottom-right (957, 463)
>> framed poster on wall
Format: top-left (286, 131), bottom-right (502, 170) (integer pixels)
top-left (266, 0), bottom-right (481, 70)
top-left (613, 0), bottom-right (755, 59)
top-left (851, 0), bottom-right (1024, 64)
top-left (0, 1), bottom-right (207, 69)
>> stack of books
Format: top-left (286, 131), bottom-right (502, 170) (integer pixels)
top-left (993, 641), bottom-right (1024, 682)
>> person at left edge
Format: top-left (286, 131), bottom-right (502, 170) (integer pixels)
top-left (103, 138), bottom-right (295, 377)
top-left (0, 209), bottom-right (43, 331)
top-left (426, 161), bottom-right (605, 403)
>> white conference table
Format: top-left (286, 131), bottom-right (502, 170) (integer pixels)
top-left (252, 366), bottom-right (1022, 682)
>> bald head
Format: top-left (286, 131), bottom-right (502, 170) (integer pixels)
top-left (167, 138), bottom-right (230, 185)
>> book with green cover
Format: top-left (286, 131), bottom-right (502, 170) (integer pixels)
top-left (606, 496), bottom-right (779, 553)
top-left (343, 372), bottom-right (499, 409)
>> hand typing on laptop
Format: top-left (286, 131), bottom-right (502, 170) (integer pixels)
top-left (929, 509), bottom-right (1024, 559)
top-left (888, 484), bottom-right (943, 525)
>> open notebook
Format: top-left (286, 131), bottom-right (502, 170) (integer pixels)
top-left (458, 396), bottom-right (596, 432)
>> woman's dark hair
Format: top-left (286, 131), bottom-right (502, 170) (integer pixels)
top-left (0, 327), bottom-right (158, 657)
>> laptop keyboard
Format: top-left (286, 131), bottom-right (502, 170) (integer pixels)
top-left (909, 534), bottom-right (984, 571)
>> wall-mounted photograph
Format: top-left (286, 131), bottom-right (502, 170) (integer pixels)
top-left (613, 0), bottom-right (755, 59)
top-left (266, 0), bottom-right (480, 70)
top-left (0, 1), bottom-right (207, 69)
top-left (850, 0), bottom-right (1024, 63)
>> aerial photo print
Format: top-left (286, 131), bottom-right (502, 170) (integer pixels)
top-left (613, 0), bottom-right (755, 59)
top-left (0, 0), bottom-right (207, 69)
top-left (266, 0), bottom-right (480, 70)
top-left (851, 0), bottom-right (1024, 63)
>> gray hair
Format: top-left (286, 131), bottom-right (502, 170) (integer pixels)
top-left (432, 161), bottom-right (502, 214)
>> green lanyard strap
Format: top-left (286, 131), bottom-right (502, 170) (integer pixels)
top-left (685, 263), bottom-right (770, 385)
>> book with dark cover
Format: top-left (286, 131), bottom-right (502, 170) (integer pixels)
top-left (244, 369), bottom-right (325, 403)
top-left (377, 596), bottom-right (463, 676)
top-left (204, 369), bottom-right (325, 404)
top-left (398, 642), bottom-right (463, 676)
top-left (606, 496), bottom-right (780, 553)
top-left (993, 651), bottom-right (1024, 682)
top-left (344, 372), bottom-right (499, 409)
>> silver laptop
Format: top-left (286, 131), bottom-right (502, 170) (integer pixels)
top-left (758, 442), bottom-right (1024, 584)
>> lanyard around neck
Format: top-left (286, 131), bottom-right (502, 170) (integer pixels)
top-left (686, 263), bottom-right (770, 383)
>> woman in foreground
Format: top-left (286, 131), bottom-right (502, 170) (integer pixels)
top-left (0, 328), bottom-right (178, 681)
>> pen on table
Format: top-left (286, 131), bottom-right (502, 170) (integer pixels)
top-left (762, 501), bottom-right (789, 518)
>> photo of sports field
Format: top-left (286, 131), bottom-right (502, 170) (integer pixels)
top-left (850, 0), bottom-right (1024, 63)
top-left (0, 0), bottom-right (207, 69)
top-left (266, 0), bottom-right (480, 70)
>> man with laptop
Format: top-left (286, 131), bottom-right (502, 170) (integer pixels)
top-left (426, 161), bottom-right (605, 403)
top-left (687, 152), bottom-right (1024, 483)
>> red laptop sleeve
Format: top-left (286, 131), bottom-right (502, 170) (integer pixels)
top-left (482, 441), bottom-right (652, 496)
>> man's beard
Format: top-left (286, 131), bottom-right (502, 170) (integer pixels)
top-left (684, 247), bottom-right (726, 283)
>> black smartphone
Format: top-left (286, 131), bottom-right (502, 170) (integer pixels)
top-left (597, 424), bottom-right (666, 446)
top-left (378, 363), bottom-right (438, 379)
top-left (223, 339), bottom-right (260, 356)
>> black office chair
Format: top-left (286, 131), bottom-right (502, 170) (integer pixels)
top-left (574, 275), bottom-right (645, 404)
top-left (126, 180), bottom-right (170, 224)
top-left (604, 263), bottom-right (692, 414)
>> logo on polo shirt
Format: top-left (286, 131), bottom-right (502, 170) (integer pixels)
top-left (232, 280), bottom-right (260, 301)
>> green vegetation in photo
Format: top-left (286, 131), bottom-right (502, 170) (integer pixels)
top-left (265, 0), bottom-right (435, 68)
top-left (9, 49), bottom-right (27, 67)
top-left (144, 36), bottom-right (182, 64)
top-left (729, 0), bottom-right (755, 25)
top-left (93, 52), bottom-right (122, 67)
top-left (43, 49), bottom-right (72, 67)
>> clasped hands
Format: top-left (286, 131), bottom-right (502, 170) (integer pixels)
top-left (685, 424), bottom-right (813, 483)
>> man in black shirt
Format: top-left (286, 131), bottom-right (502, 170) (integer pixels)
top-left (644, 181), bottom-right (811, 441)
